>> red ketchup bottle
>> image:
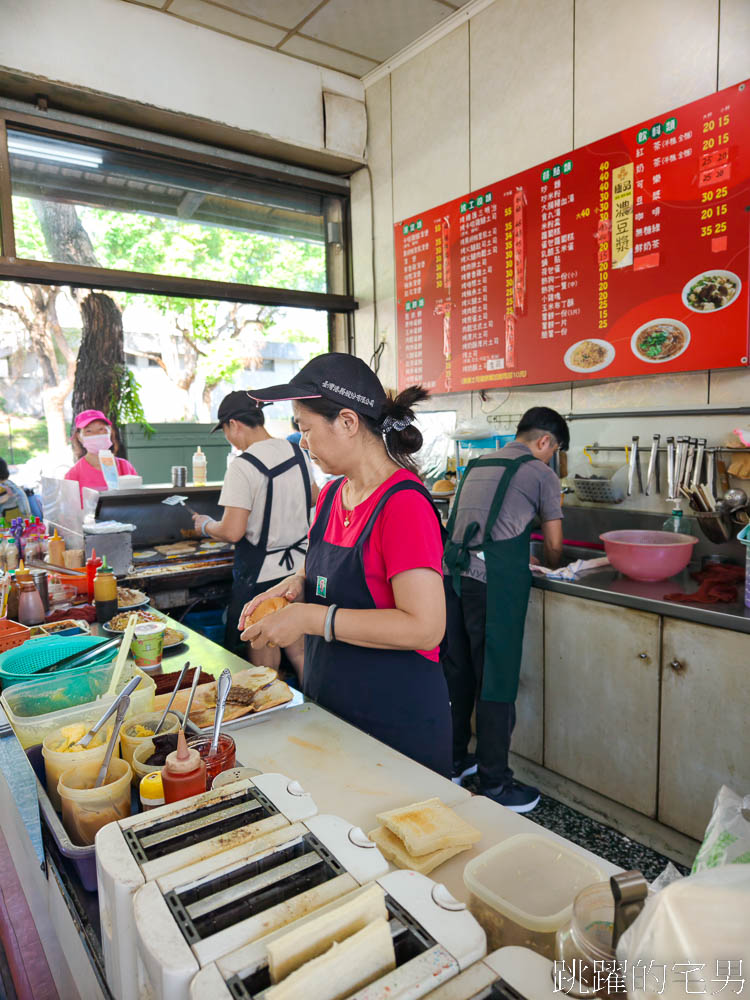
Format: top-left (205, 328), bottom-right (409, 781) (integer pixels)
top-left (86, 548), bottom-right (102, 601)
top-left (161, 730), bottom-right (207, 804)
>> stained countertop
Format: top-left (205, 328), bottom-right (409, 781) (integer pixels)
top-left (532, 564), bottom-right (750, 634)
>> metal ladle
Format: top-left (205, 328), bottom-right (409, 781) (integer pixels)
top-left (209, 670), bottom-right (233, 758)
top-left (94, 696), bottom-right (130, 788)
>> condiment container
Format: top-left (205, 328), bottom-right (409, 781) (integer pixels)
top-left (555, 882), bottom-right (617, 996)
top-left (130, 622), bottom-right (165, 669)
top-left (93, 556), bottom-right (118, 623)
top-left (17, 577), bottom-right (45, 626)
top-left (48, 529), bottom-right (66, 567)
top-left (187, 733), bottom-right (236, 789)
top-left (86, 548), bottom-right (102, 600)
top-left (42, 724), bottom-right (115, 812)
top-left (161, 730), bottom-right (206, 803)
top-left (139, 771), bottom-right (165, 811)
top-left (463, 834), bottom-right (605, 958)
top-left (171, 466), bottom-right (187, 488)
top-left (58, 757), bottom-right (131, 846)
top-left (120, 710), bottom-right (179, 775)
top-left (192, 446), bottom-right (207, 486)
top-left (131, 739), bottom-right (158, 786)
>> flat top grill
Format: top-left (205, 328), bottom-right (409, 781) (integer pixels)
top-left (225, 894), bottom-right (437, 1000)
top-left (166, 831), bottom-right (346, 947)
top-left (124, 786), bottom-right (278, 865)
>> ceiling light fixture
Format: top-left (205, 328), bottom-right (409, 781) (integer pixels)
top-left (7, 136), bottom-right (103, 168)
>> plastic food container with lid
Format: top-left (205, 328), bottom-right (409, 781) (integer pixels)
top-left (463, 833), bottom-right (605, 958)
top-left (0, 662), bottom-right (155, 749)
top-left (58, 757), bottom-right (132, 847)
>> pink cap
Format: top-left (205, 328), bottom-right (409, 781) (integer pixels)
top-left (74, 409), bottom-right (112, 429)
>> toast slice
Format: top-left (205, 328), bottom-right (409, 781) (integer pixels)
top-left (252, 679), bottom-right (293, 712)
top-left (265, 918), bottom-right (395, 1000)
top-left (266, 883), bottom-right (387, 983)
top-left (376, 797), bottom-right (482, 857)
top-left (368, 825), bottom-right (468, 875)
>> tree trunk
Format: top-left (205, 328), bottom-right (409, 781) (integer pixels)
top-left (33, 202), bottom-right (99, 267)
top-left (72, 292), bottom-right (128, 457)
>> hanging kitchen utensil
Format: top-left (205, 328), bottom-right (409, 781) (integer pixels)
top-left (73, 675), bottom-right (142, 749)
top-left (209, 669), bottom-right (232, 758)
top-left (645, 434), bottom-right (660, 495)
top-left (705, 447), bottom-right (716, 494)
top-left (106, 612), bottom-right (139, 698)
top-left (683, 438), bottom-right (697, 489)
top-left (666, 436), bottom-right (676, 500)
top-left (627, 436), bottom-right (643, 495)
top-left (675, 436), bottom-right (689, 490)
top-left (154, 661), bottom-right (190, 735)
top-left (692, 438), bottom-right (706, 489)
top-left (94, 696), bottom-right (130, 789)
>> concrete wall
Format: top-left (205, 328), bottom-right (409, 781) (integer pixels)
top-left (351, 0), bottom-right (750, 514)
top-left (0, 0), bottom-right (363, 163)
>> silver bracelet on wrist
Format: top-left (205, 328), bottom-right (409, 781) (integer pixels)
top-left (202, 519), bottom-right (212, 537)
top-left (323, 603), bottom-right (338, 643)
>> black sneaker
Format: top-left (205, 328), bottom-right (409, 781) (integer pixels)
top-left (482, 780), bottom-right (541, 813)
top-left (451, 754), bottom-right (478, 784)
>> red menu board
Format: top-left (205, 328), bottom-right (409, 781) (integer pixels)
top-left (394, 79), bottom-right (750, 392)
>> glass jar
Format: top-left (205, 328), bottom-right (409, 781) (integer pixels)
top-left (188, 734), bottom-right (236, 789)
top-left (555, 882), bottom-right (616, 997)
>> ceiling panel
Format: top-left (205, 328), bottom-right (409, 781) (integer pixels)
top-left (168, 0), bottom-right (287, 44)
top-left (281, 34), bottom-right (378, 76)
top-left (301, 0), bottom-right (457, 62)
top-left (118, 0), bottom-right (474, 77)
top-left (215, 0), bottom-right (322, 30)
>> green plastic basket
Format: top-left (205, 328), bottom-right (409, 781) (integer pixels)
top-left (0, 636), bottom-right (115, 688)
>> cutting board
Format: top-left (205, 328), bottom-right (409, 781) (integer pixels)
top-left (230, 703), bottom-right (470, 833)
top-left (432, 795), bottom-right (619, 904)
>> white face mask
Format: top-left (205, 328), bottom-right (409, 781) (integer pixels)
top-left (82, 433), bottom-right (112, 454)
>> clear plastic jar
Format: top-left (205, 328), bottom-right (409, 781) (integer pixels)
top-left (188, 734), bottom-right (236, 789)
top-left (555, 882), bottom-right (616, 997)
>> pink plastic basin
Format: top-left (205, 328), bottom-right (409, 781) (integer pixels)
top-left (599, 530), bottom-right (698, 582)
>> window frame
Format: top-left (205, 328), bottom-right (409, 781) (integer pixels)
top-left (0, 107), bottom-right (357, 318)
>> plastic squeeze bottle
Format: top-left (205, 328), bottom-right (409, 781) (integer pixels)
top-left (192, 445), bottom-right (207, 486)
top-left (93, 555), bottom-right (118, 623)
top-left (48, 529), bottom-right (66, 567)
top-left (86, 548), bottom-right (102, 600)
top-left (161, 730), bottom-right (207, 804)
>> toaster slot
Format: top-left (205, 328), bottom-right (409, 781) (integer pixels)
top-left (166, 833), bottom-right (345, 946)
top-left (124, 787), bottom-right (276, 864)
top-left (224, 893), bottom-right (436, 1000)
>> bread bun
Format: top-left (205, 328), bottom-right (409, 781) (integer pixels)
top-left (432, 479), bottom-right (454, 493)
top-left (246, 596), bottom-right (289, 627)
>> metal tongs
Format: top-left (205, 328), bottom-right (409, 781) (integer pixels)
top-left (210, 670), bottom-right (233, 757)
top-left (94, 696), bottom-right (130, 788)
top-left (73, 675), bottom-right (141, 749)
top-left (627, 436), bottom-right (643, 496)
top-left (645, 434), bottom-right (660, 495)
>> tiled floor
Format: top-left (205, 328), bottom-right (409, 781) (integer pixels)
top-left (462, 776), bottom-right (690, 881)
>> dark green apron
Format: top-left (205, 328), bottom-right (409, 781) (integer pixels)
top-left (444, 454), bottom-right (535, 703)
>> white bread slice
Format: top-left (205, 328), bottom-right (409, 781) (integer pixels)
top-left (368, 825), bottom-right (468, 875)
top-left (266, 883), bottom-right (388, 983)
top-left (376, 798), bottom-right (482, 857)
top-left (265, 918), bottom-right (395, 1000)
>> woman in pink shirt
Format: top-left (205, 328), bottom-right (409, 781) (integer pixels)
top-left (239, 354), bottom-right (451, 776)
top-left (65, 410), bottom-right (137, 503)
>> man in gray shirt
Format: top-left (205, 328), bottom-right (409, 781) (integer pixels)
top-left (442, 407), bottom-right (568, 812)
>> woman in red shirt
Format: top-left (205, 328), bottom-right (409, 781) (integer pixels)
top-left (241, 353), bottom-right (450, 776)
top-left (65, 410), bottom-right (137, 503)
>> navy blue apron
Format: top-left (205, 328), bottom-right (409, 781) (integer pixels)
top-left (303, 478), bottom-right (452, 777)
top-left (225, 443), bottom-right (312, 652)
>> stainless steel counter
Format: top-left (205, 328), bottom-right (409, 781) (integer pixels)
top-left (533, 566), bottom-right (750, 634)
